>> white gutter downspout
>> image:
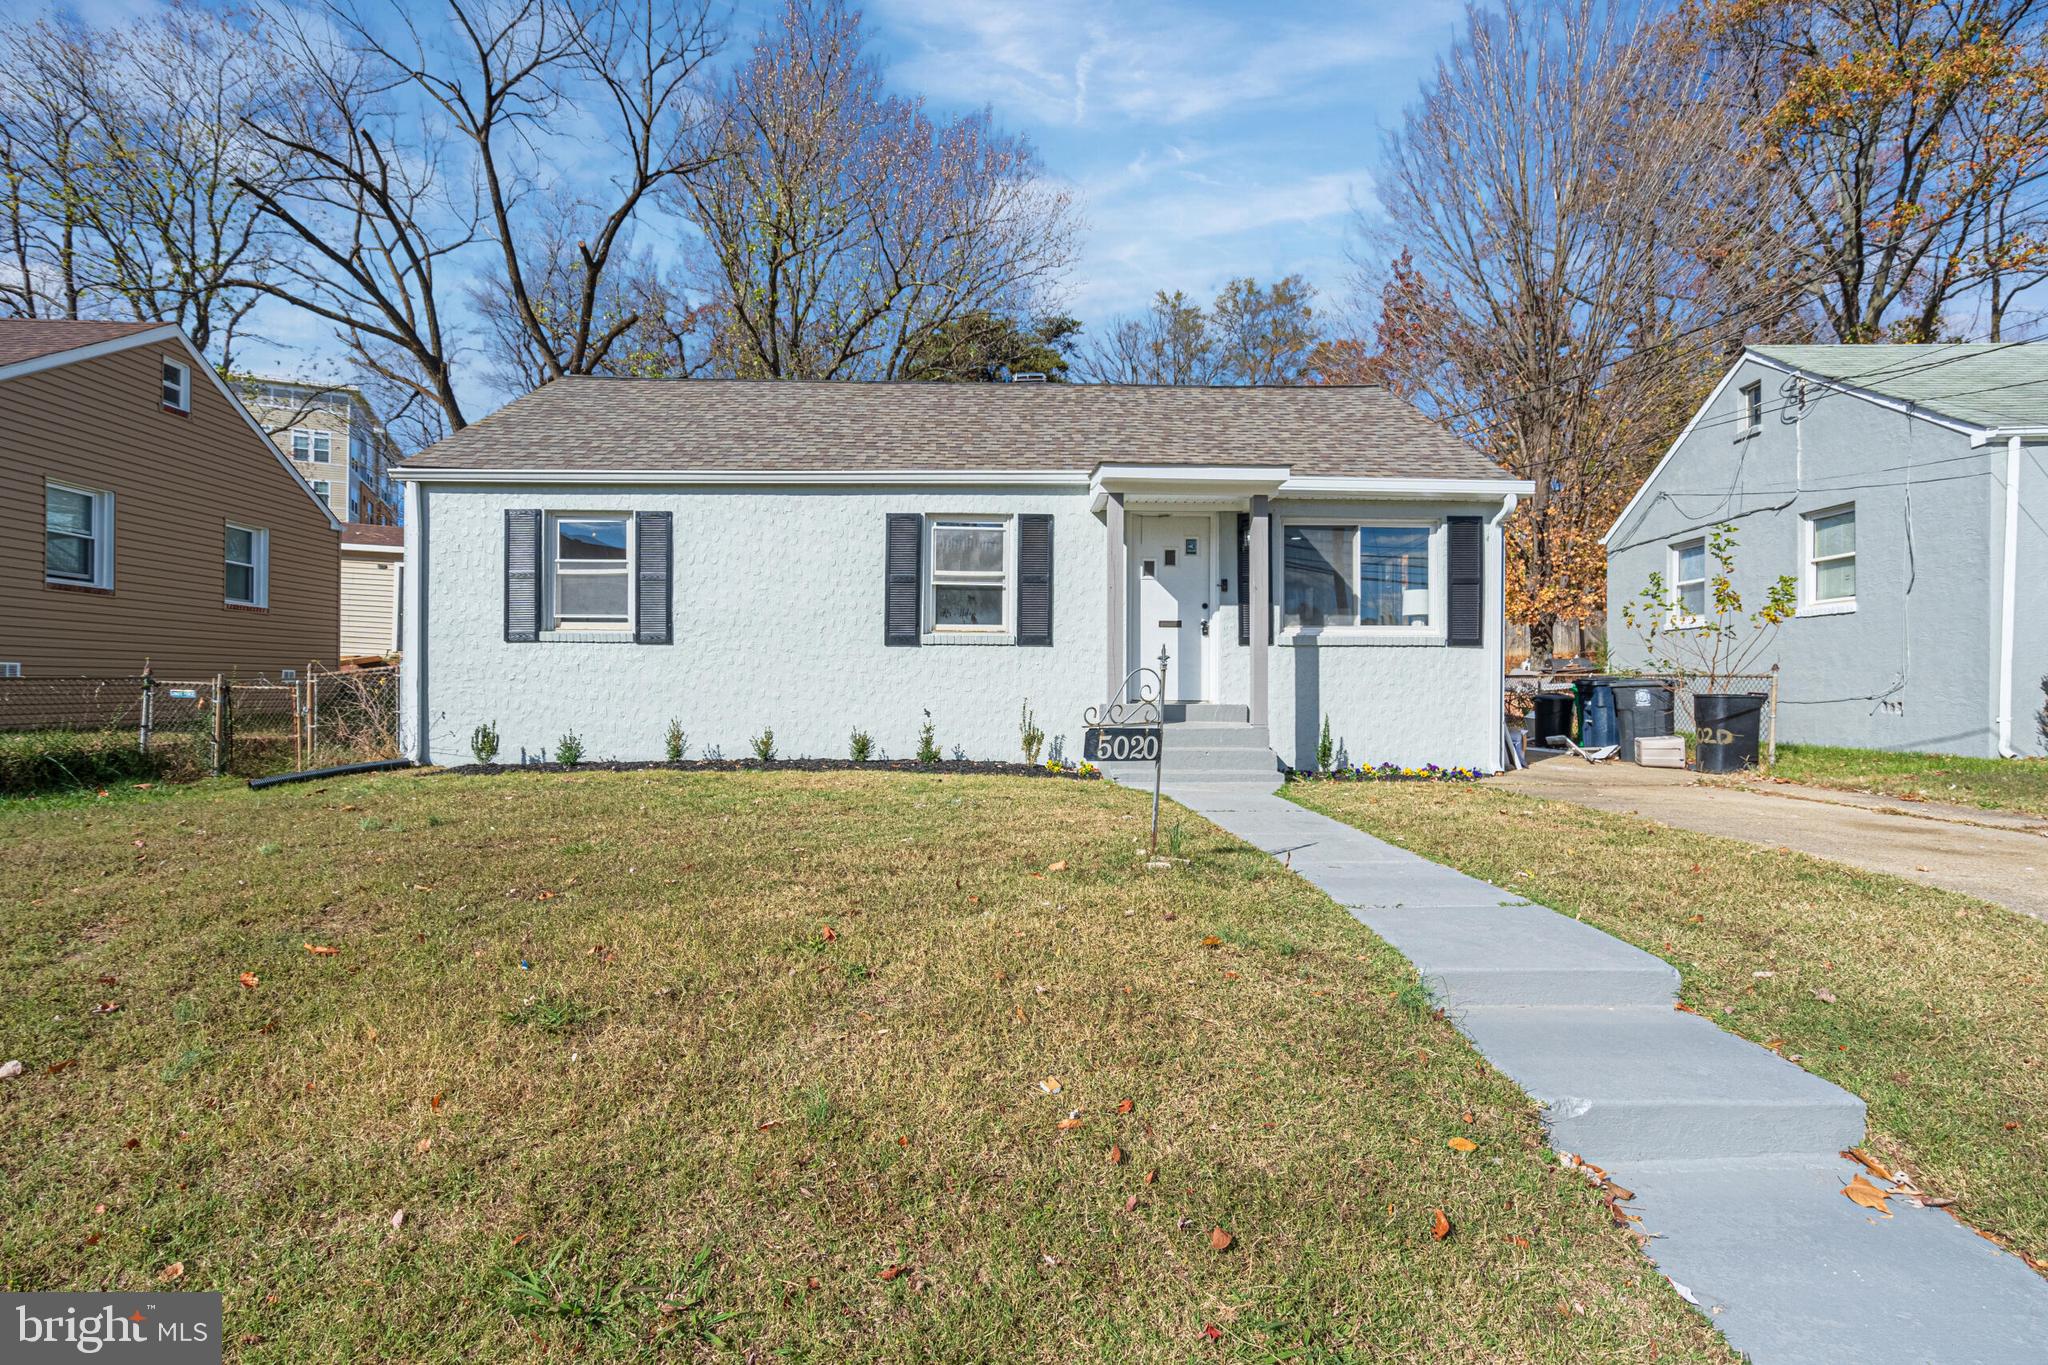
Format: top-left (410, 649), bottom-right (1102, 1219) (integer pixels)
top-left (1491, 493), bottom-right (1520, 769)
top-left (1997, 436), bottom-right (2022, 757)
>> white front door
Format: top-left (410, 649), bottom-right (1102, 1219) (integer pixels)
top-left (1133, 516), bottom-right (1210, 701)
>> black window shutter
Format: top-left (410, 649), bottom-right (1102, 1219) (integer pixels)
top-left (504, 508), bottom-right (542, 642)
top-left (1017, 514), bottom-right (1053, 645)
top-left (884, 513), bottom-right (922, 646)
top-left (634, 510), bottom-right (672, 644)
top-left (1237, 513), bottom-right (1250, 646)
top-left (1446, 515), bottom-right (1484, 647)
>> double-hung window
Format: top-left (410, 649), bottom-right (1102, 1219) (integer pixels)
top-left (550, 514), bottom-right (632, 630)
top-left (1805, 505), bottom-right (1855, 610)
top-left (1738, 380), bottom-right (1762, 436)
top-left (46, 483), bottom-right (112, 588)
top-left (161, 357), bottom-right (190, 412)
top-left (292, 429), bottom-right (332, 463)
top-left (1283, 523), bottom-right (1435, 632)
top-left (311, 479), bottom-right (331, 505)
top-left (929, 517), bottom-right (1010, 631)
top-left (225, 524), bottom-right (268, 606)
top-left (1671, 538), bottom-right (1707, 620)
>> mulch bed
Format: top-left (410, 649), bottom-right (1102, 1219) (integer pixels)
top-left (440, 758), bottom-right (1101, 780)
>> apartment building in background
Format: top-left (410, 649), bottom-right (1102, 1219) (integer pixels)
top-left (239, 377), bottom-right (403, 526)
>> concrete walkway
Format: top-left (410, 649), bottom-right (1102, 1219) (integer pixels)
top-left (1497, 757), bottom-right (2048, 924)
top-left (1157, 776), bottom-right (2048, 1364)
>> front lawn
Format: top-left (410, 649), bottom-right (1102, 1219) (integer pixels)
top-left (1761, 742), bottom-right (2048, 819)
top-left (0, 770), bottom-right (1730, 1362)
top-left (1291, 781), bottom-right (2048, 1274)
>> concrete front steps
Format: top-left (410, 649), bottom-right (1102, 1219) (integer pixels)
top-left (1160, 781), bottom-right (2048, 1365)
top-left (1096, 703), bottom-right (1282, 788)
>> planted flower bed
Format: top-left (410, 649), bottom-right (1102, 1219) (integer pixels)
top-left (442, 757), bottom-right (1101, 779)
top-left (1286, 762), bottom-right (1482, 783)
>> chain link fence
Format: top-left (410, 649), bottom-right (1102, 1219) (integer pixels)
top-left (0, 666), bottom-right (400, 795)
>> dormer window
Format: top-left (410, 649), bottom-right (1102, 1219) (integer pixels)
top-left (161, 356), bottom-right (191, 412)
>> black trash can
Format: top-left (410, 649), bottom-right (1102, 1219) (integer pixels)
top-left (1694, 692), bottom-right (1766, 772)
top-left (1614, 681), bottom-right (1676, 761)
top-left (1531, 693), bottom-right (1575, 747)
top-left (1574, 679), bottom-right (1619, 749)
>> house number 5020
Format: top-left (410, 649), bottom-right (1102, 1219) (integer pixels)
top-left (1083, 727), bottom-right (1162, 762)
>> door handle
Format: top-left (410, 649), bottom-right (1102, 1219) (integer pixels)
top-left (1158, 619), bottom-right (1181, 628)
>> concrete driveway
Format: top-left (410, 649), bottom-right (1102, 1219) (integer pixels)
top-left (1496, 754), bottom-right (2048, 923)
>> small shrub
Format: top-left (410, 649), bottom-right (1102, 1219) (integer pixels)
top-left (554, 732), bottom-right (585, 766)
top-left (849, 728), bottom-right (874, 761)
top-left (1019, 699), bottom-right (1045, 765)
top-left (470, 721), bottom-right (501, 765)
top-left (1316, 715), bottom-right (1334, 772)
top-left (751, 728), bottom-right (776, 761)
top-left (664, 719), bottom-right (688, 763)
top-left (916, 711), bottom-right (941, 765)
top-left (703, 744), bottom-right (723, 761)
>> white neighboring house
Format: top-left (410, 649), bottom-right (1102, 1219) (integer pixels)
top-left (396, 379), bottom-right (1530, 771)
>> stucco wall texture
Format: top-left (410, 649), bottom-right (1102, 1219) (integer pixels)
top-left (405, 484), bottom-right (1507, 772)
top-left (1606, 356), bottom-right (2047, 757)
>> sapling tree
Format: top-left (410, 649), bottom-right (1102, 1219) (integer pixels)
top-left (1621, 523), bottom-right (1795, 689)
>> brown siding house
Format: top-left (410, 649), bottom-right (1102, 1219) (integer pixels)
top-left (1, 320), bottom-right (340, 678)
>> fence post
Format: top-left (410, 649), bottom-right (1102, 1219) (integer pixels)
top-left (138, 668), bottom-right (154, 755)
top-left (211, 674), bottom-right (229, 777)
top-left (1766, 665), bottom-right (1780, 771)
top-left (308, 666), bottom-right (319, 770)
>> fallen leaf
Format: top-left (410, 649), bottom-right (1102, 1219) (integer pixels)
top-left (1038, 1077), bottom-right (1063, 1095)
top-left (158, 1262), bottom-right (184, 1282)
top-left (430, 1092), bottom-right (444, 1111)
top-left (897, 1134), bottom-right (910, 1147)
top-left (96, 975), bottom-right (118, 987)
top-left (415, 1137), bottom-right (432, 1155)
top-left (1208, 1227), bottom-right (1234, 1252)
top-left (1843, 1173), bottom-right (1892, 1214)
top-left (1123, 1194), bottom-right (1139, 1212)
top-left (304, 943), bottom-right (340, 956)
top-left (756, 1119), bottom-right (784, 1132)
top-left (238, 972), bottom-right (259, 990)
top-left (1673, 1002), bottom-right (1700, 1015)
top-left (820, 925), bottom-right (837, 942)
top-left (1447, 1137), bottom-right (1477, 1153)
top-left (83, 1234), bottom-right (100, 1247)
top-left (1202, 1323), bottom-right (1223, 1341)
top-left (1201, 935), bottom-right (1222, 948)
top-left (1056, 1116), bottom-right (1084, 1132)
top-left (90, 1002), bottom-right (121, 1015)
top-left (535, 890), bottom-right (556, 901)
top-left (1460, 1111), bottom-right (1474, 1124)
top-left (122, 1138), bottom-right (139, 1149)
top-left (1843, 1148), bottom-right (1892, 1180)
top-left (1047, 860), bottom-right (1068, 873)
top-left (877, 1264), bottom-right (907, 1281)
top-left (1811, 987), bottom-right (1838, 1004)
top-left (1107, 1144), bottom-right (1125, 1165)
top-left (1431, 1208), bottom-right (1452, 1241)
top-left (1116, 1098), bottom-right (1135, 1114)
top-left (1144, 1169), bottom-right (1157, 1185)
top-left (48, 1059), bottom-right (79, 1075)
top-left (390, 1209), bottom-right (406, 1229)
top-left (1509, 1234), bottom-right (1530, 1249)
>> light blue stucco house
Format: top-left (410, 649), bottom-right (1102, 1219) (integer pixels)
top-left (1604, 344), bottom-right (2048, 758)
top-left (394, 379), bottom-right (1531, 774)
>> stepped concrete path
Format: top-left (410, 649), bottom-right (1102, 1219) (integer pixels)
top-left (1127, 770), bottom-right (2048, 1364)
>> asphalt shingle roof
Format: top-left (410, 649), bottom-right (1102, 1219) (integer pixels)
top-left (0, 319), bottom-right (170, 369)
top-left (400, 377), bottom-right (1505, 480)
top-left (1752, 343), bottom-right (2048, 430)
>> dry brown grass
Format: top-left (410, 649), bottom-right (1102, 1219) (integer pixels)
top-left (0, 770), bottom-right (1733, 1361)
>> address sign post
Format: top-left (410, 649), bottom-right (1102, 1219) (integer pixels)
top-left (1084, 646), bottom-right (1169, 860)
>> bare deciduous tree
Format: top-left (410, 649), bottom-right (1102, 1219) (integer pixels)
top-left (671, 0), bottom-right (1078, 380)
top-left (1701, 0), bottom-right (2048, 342)
top-left (1080, 276), bottom-right (1318, 385)
top-left (1366, 0), bottom-right (1804, 654)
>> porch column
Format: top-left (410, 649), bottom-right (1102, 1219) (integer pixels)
top-left (1105, 491), bottom-right (1126, 703)
top-left (1248, 494), bottom-right (1270, 729)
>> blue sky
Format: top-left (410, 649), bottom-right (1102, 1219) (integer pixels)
top-left (856, 0), bottom-right (1470, 326)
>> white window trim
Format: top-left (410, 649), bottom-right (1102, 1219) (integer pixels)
top-left (293, 428), bottom-right (333, 464)
top-left (1735, 380), bottom-right (1762, 440)
top-left (1276, 516), bottom-right (1446, 644)
top-left (224, 523), bottom-right (269, 607)
top-left (1668, 536), bottom-right (1707, 629)
top-left (0, 663), bottom-right (22, 678)
top-left (161, 355), bottom-right (191, 412)
top-left (922, 513), bottom-right (1016, 643)
top-left (311, 479), bottom-right (332, 504)
top-left (546, 511), bottom-right (636, 633)
top-left (1800, 503), bottom-right (1857, 616)
top-left (45, 481), bottom-right (115, 589)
